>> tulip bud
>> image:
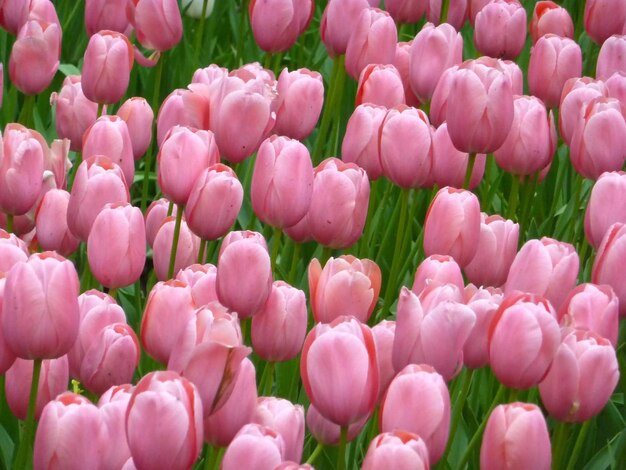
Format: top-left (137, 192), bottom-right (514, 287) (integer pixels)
top-left (473, 0), bottom-right (527, 60)
top-left (341, 104), bottom-right (387, 180)
top-left (116, 97), bottom-right (154, 159)
top-left (559, 77), bottom-right (608, 145)
top-left (412, 255), bottom-right (464, 295)
top-left (393, 41), bottom-right (421, 107)
top-left (221, 424), bottom-right (285, 470)
top-left (372, 320), bottom-right (396, 401)
top-left (320, 0), bottom-right (371, 57)
top-left (128, 0), bottom-right (183, 52)
top-left (156, 89), bottom-right (196, 146)
top-left (0, 230), bottom-right (28, 274)
top-left (35, 189), bottom-right (80, 257)
top-left (249, 0), bottom-right (313, 53)
top-left (592, 222), bottom-right (626, 317)
top-left (530, 1), bottom-right (575, 44)
top-left (85, 0), bottom-right (133, 36)
top-left (356, 64), bottom-right (405, 108)
top-left (584, 0), bottom-right (626, 45)
top-left (463, 286), bottom-right (504, 369)
top-left (152, 217), bottom-right (200, 280)
top-left (585, 172), bottom-right (626, 248)
top-left (362, 431), bottom-right (430, 469)
top-left (252, 397), bottom-right (305, 463)
top-left (144, 198), bottom-right (177, 247)
top-left (175, 264), bottom-right (218, 308)
top-left (98, 384), bottom-right (135, 469)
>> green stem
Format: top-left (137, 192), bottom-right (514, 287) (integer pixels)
top-left (312, 55), bottom-right (342, 164)
top-left (236, 0), bottom-right (249, 66)
top-left (288, 242), bottom-right (301, 285)
top-left (13, 358), bottom-right (42, 470)
top-left (167, 205), bottom-right (184, 280)
top-left (193, 0), bottom-right (210, 64)
top-left (6, 213), bottom-right (13, 234)
top-left (108, 288), bottom-right (117, 301)
top-left (18, 94), bottom-right (35, 128)
top-left (261, 362), bottom-right (275, 396)
top-left (507, 175), bottom-right (520, 221)
top-left (566, 421), bottom-right (590, 470)
top-left (442, 369), bottom-right (474, 465)
top-left (464, 153), bottom-right (476, 190)
top-left (305, 441), bottom-right (325, 465)
top-left (271, 227), bottom-right (282, 275)
top-left (320, 246), bottom-right (332, 267)
top-left (337, 426), bottom-right (348, 470)
top-left (331, 55), bottom-right (347, 157)
top-left (198, 239), bottom-right (208, 264)
top-left (440, 0), bottom-right (450, 24)
top-left (96, 102), bottom-right (104, 118)
top-left (552, 420), bottom-right (571, 470)
top-left (167, 201), bottom-right (174, 217)
top-left (68, 151), bottom-right (82, 191)
top-left (567, 177), bottom-right (583, 243)
top-left (263, 52), bottom-right (273, 71)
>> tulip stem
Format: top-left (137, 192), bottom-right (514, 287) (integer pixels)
top-left (271, 228), bottom-right (282, 274)
top-left (463, 153), bottom-right (476, 190)
top-left (320, 246), bottom-right (333, 266)
top-left (18, 94), bottom-right (35, 128)
top-left (193, 0), bottom-right (210, 64)
top-left (566, 421), bottom-right (590, 470)
top-left (204, 445), bottom-right (224, 470)
top-left (305, 441), bottom-right (325, 465)
top-left (337, 426), bottom-right (348, 470)
top-left (507, 175), bottom-right (520, 220)
top-left (264, 52), bottom-right (273, 71)
top-left (13, 358), bottom-right (42, 470)
top-left (236, 0), bottom-right (249, 66)
top-left (288, 242), bottom-right (301, 285)
top-left (312, 55), bottom-right (344, 164)
top-left (440, 0), bottom-right (450, 24)
top-left (442, 368), bottom-right (474, 465)
top-left (167, 205), bottom-right (184, 280)
top-left (552, 420), bottom-right (571, 470)
top-left (261, 361), bottom-right (275, 396)
top-left (108, 288), bottom-right (117, 300)
top-left (96, 102), bottom-right (104, 118)
top-left (6, 213), bottom-right (13, 233)
top-left (198, 239), bottom-right (208, 264)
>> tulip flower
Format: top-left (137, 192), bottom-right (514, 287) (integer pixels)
top-left (585, 172), bottom-right (626, 248)
top-left (35, 189), bottom-right (80, 257)
top-left (152, 217), bottom-right (200, 280)
top-left (221, 424), bottom-right (285, 470)
top-left (0, 230), bottom-right (28, 274)
top-left (584, 0), bottom-right (626, 45)
top-left (362, 431), bottom-right (430, 470)
top-left (411, 255), bottom-right (465, 295)
top-left (175, 264), bottom-right (218, 308)
top-left (144, 198), bottom-right (177, 248)
top-left (559, 77), bottom-right (608, 145)
top-left (462, 285), bottom-right (504, 369)
top-left (85, 0), bottom-right (133, 36)
top-left (530, 1), bottom-right (575, 44)
top-left (341, 104), bottom-right (387, 180)
top-left (356, 64), bottom-right (405, 108)
top-left (592, 222), bottom-right (626, 317)
top-left (252, 397), bottom-right (305, 463)
top-left (249, 0), bottom-right (313, 53)
top-left (98, 384), bottom-right (135, 469)
top-left (320, 0), bottom-right (371, 57)
top-left (372, 320), bottom-right (396, 401)
top-left (116, 97), bottom-right (154, 159)
top-left (473, 0), bottom-right (527, 60)
top-left (128, 0), bottom-right (183, 52)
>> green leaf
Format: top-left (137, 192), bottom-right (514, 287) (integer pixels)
top-left (58, 63), bottom-right (81, 77)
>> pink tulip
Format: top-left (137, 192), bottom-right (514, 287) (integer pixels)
top-left (606, 71), bottom-right (626, 110)
top-left (473, 0), bottom-right (527, 60)
top-left (125, 371), bottom-right (203, 470)
top-left (98, 384), bottom-right (135, 470)
top-left (305, 404), bottom-right (368, 445)
top-left (85, 0), bottom-right (133, 36)
top-left (409, 22), bottom-right (463, 103)
top-left (175, 264), bottom-right (218, 308)
top-left (488, 292), bottom-right (560, 389)
top-left (6, 356), bottom-right (69, 420)
top-left (308, 256), bottom-right (381, 324)
top-left (372, 320), bottom-right (396, 401)
top-left (3, 252), bottom-right (79, 359)
top-left (380, 364), bottom-right (450, 464)
top-left (251, 136), bottom-right (314, 228)
top-left (393, 41), bottom-right (421, 107)
top-left (380, 106), bottom-right (433, 188)
top-left (559, 77), bottom-right (608, 145)
top-left (480, 403), bottom-right (551, 470)
top-left (0, 0), bottom-right (30, 34)
top-left (0, 230), bottom-right (28, 274)
top-left (34, 393), bottom-right (107, 469)
top-left (306, 158), bottom-right (370, 249)
top-left (320, 0), bottom-right (371, 57)
top-left (597, 35), bottom-right (626, 80)
top-left (0, 124), bottom-right (44, 216)
top-left (585, 172), bottom-right (626, 248)
top-left (530, 1), bottom-right (575, 44)
top-left (216, 231), bottom-right (272, 318)
top-left (50, 76), bottom-right (99, 152)
top-left (464, 214), bottom-right (519, 288)
top-left (386, 0), bottom-right (427, 23)
top-left (9, 19), bottom-right (60, 95)
top-left (494, 95), bottom-right (557, 175)
top-left (445, 57), bottom-right (514, 153)
top-left (156, 89), bottom-right (196, 146)
top-left (81, 30), bottom-right (134, 105)
top-left (249, 0), bottom-right (313, 52)
top-left (431, 123), bottom-right (486, 189)
top-left (345, 8), bottom-right (397, 80)
top-left (253, 397), bottom-right (305, 463)
top-left (341, 103), bottom-right (387, 180)
top-left (411, 255), bottom-right (464, 295)
top-left (35, 189), bottom-right (80, 257)
top-left (355, 64), bottom-right (405, 108)
top-left (191, 64), bottom-right (229, 86)
top-left (144, 198), bottom-right (177, 247)
top-left (157, 126), bottom-right (220, 205)
top-left (128, 0), bottom-right (183, 52)
top-left (87, 202), bottom-right (146, 288)
top-left (426, 0), bottom-right (468, 29)
top-left (462, 285), bottom-right (503, 368)
top-left (584, 0), bottom-right (626, 45)
top-left (117, 97), bottom-right (154, 159)
top-left (152, 217), bottom-right (200, 280)
top-left (140, 280), bottom-right (196, 364)
top-left (528, 35), bottom-right (583, 109)
top-left (423, 187), bottom-right (481, 268)
top-left (251, 281), bottom-right (307, 362)
top-left (67, 156), bottom-right (130, 242)
top-left (362, 431), bottom-right (430, 470)
top-left (301, 316), bottom-right (378, 427)
top-left (505, 237), bottom-right (579, 311)
top-left (539, 329), bottom-right (619, 422)
top-left (592, 222), bottom-right (626, 317)
top-left (221, 424), bottom-right (285, 470)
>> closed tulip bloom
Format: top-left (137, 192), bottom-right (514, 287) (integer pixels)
top-left (251, 136), bottom-right (314, 228)
top-left (3, 252), bottom-right (79, 359)
top-left (301, 316), bottom-right (378, 427)
top-left (597, 35), bottom-right (626, 80)
top-left (308, 158), bottom-right (370, 249)
top-left (308, 256), bottom-right (381, 324)
top-left (34, 392), bottom-right (108, 470)
top-left (505, 237), bottom-right (579, 311)
top-left (584, 0), bottom-right (626, 45)
top-left (50, 76), bottom-right (99, 152)
top-left (474, 0), bottom-right (527, 60)
top-left (426, 0), bottom-right (468, 29)
top-left (423, 187), bottom-right (481, 268)
top-left (480, 403), bottom-right (551, 470)
top-left (126, 371), bottom-right (203, 470)
top-left (117, 97), bottom-right (154, 159)
top-left (67, 156), bottom-right (130, 241)
top-left (530, 1), bottom-right (575, 44)
top-left (386, 0), bottom-right (427, 23)
top-left (305, 404), bottom-right (368, 445)
top-left (345, 8), bottom-right (397, 80)
top-left (98, 384), bottom-right (135, 470)
top-left (445, 58), bottom-right (514, 153)
top-left (464, 214), bottom-right (519, 288)
top-left (202, 357), bottom-right (257, 447)
top-left (409, 22), bottom-right (463, 103)
top-left (488, 293), bottom-right (560, 389)
top-left (221, 424), bottom-right (285, 470)
top-left (426, 64), bottom-right (457, 127)
top-left (156, 89), bottom-right (195, 146)
top-left (341, 104), bottom-right (387, 180)
top-left (468, 0), bottom-right (491, 24)
top-left (559, 77), bottom-right (608, 145)
top-left (320, 0), bottom-right (370, 57)
top-left (0, 230), bottom-right (28, 274)
top-left (592, 223), bottom-right (626, 317)
top-left (528, 35), bottom-right (582, 109)
top-left (355, 64), bottom-right (405, 108)
top-left (606, 72), bottom-right (626, 109)
top-left (0, 0), bottom-right (30, 34)
top-left (380, 364), bottom-right (450, 464)
top-left (394, 41), bottom-right (421, 107)
top-left (185, 164), bottom-right (243, 240)
top-left (152, 217), bottom-right (200, 280)
top-left (217, 232), bottom-right (272, 318)
top-left (253, 397), bottom-right (305, 463)
top-left (251, 281), bottom-right (307, 362)
top-left (145, 198), bottom-right (177, 247)
top-left (191, 64), bottom-right (229, 86)
top-left (0, 124), bottom-right (44, 216)
top-left (82, 31), bottom-right (133, 105)
top-left (462, 285), bottom-right (504, 368)
top-left (140, 280), bottom-right (196, 364)
top-left (85, 0), bottom-right (133, 36)
top-left (35, 189), bottom-right (80, 257)
top-left (272, 70), bottom-right (323, 142)
top-left (380, 106), bottom-right (433, 188)
top-left (585, 172), bottom-right (626, 248)
top-left (157, 126), bottom-right (220, 205)
top-left (128, 0), bottom-right (182, 51)
top-left (9, 19), bottom-right (60, 95)
top-left (362, 431), bottom-right (430, 470)
top-left (175, 264), bottom-right (218, 308)
top-left (539, 329), bottom-right (619, 422)
top-left (570, 97), bottom-right (626, 180)
top-left (87, 202), bottom-right (146, 288)
top-left (431, 123), bottom-right (486, 189)
top-left (6, 356), bottom-right (69, 420)
top-left (249, 0), bottom-right (313, 53)
top-left (372, 320), bottom-right (396, 401)
top-left (412, 255), bottom-right (465, 295)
